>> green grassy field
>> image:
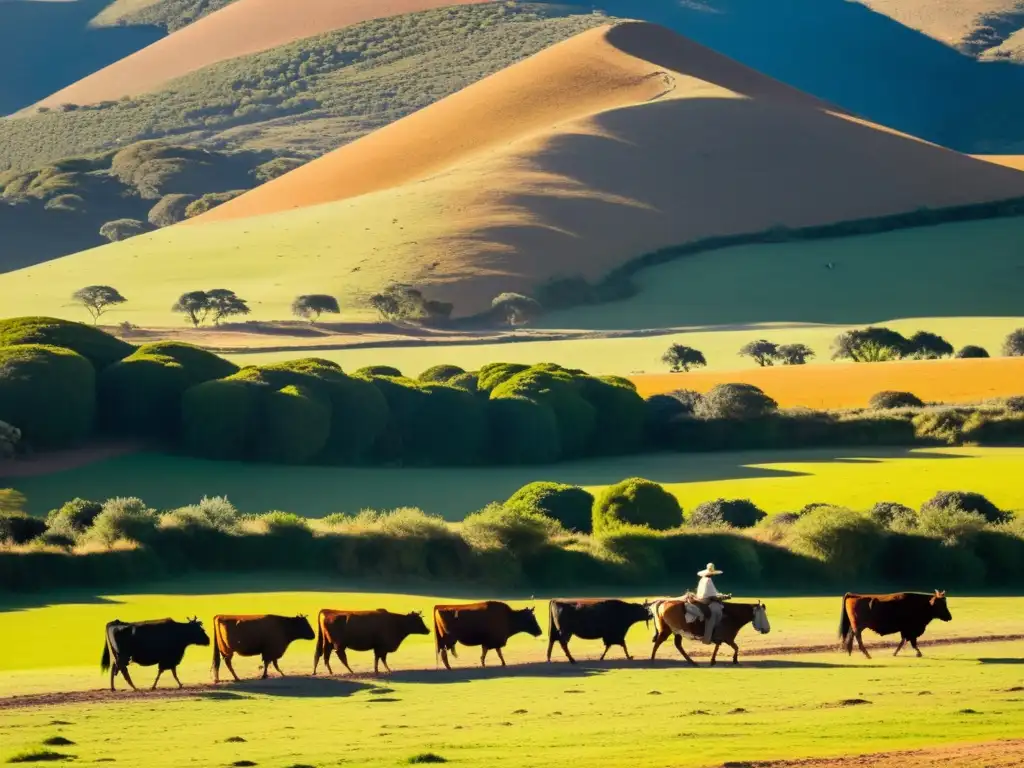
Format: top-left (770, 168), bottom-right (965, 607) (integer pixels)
top-left (8, 447), bottom-right (1024, 519)
top-left (1, 580), bottom-right (1022, 767)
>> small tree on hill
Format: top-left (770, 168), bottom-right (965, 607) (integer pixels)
top-left (775, 343), bottom-right (815, 365)
top-left (172, 291), bottom-right (212, 327)
top-left (71, 285), bottom-right (127, 324)
top-left (739, 339), bottom-right (778, 367)
top-left (206, 289), bottom-right (250, 325)
top-left (1003, 328), bottom-right (1024, 357)
top-left (292, 294), bottom-right (340, 323)
top-left (832, 327), bottom-right (910, 362)
top-left (955, 345), bottom-right (989, 359)
top-left (492, 293), bottom-right (542, 326)
top-left (661, 344), bottom-right (707, 373)
top-left (908, 331), bottom-right (954, 359)
top-left (99, 218), bottom-right (147, 242)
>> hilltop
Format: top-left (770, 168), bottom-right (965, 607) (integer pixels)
top-left (4, 21), bottom-right (1024, 326)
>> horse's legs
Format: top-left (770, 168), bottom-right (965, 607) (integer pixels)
top-left (909, 636), bottom-right (923, 657)
top-left (673, 634), bottom-right (697, 666)
top-left (709, 643), bottom-right (720, 666)
top-left (854, 629), bottom-right (871, 659)
top-left (650, 627), bottom-right (670, 660)
top-left (893, 637), bottom-right (907, 656)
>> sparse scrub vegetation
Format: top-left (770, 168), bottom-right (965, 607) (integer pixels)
top-left (869, 391), bottom-right (925, 409)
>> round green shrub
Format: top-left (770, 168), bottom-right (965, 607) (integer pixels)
top-left (89, 497), bottom-right (158, 545)
top-left (486, 396), bottom-right (561, 464)
top-left (477, 362), bottom-right (530, 393)
top-left (46, 497), bottom-right (103, 534)
top-left (0, 512), bottom-right (47, 544)
top-left (867, 501), bottom-right (917, 530)
top-left (0, 344), bottom-right (96, 448)
top-left (920, 490), bottom-right (1008, 524)
top-left (253, 384), bottom-right (331, 464)
top-left (491, 368), bottom-right (595, 458)
top-left (505, 481), bottom-right (595, 533)
top-left (599, 375), bottom-right (636, 391)
top-left (355, 365), bottom-right (403, 378)
top-left (576, 376), bottom-right (646, 455)
top-left (181, 378), bottom-right (264, 460)
top-left (461, 502), bottom-right (563, 555)
top-left (405, 383), bottom-right (487, 465)
top-left (97, 353), bottom-right (190, 437)
top-left (789, 506), bottom-right (884, 578)
top-left (689, 498), bottom-right (766, 528)
top-left (869, 390), bottom-right (924, 409)
top-left (1004, 396), bottom-right (1024, 413)
top-left (592, 478), bottom-right (683, 534)
top-left (418, 364), bottom-right (465, 383)
top-left (695, 383), bottom-right (777, 420)
top-left (133, 342), bottom-right (238, 384)
top-left (955, 345), bottom-right (989, 359)
top-left (0, 316), bottom-right (134, 369)
top-left (447, 372), bottom-right (479, 393)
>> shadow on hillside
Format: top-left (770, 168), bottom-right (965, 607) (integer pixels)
top-left (0, 0), bottom-right (164, 116)
top-left (556, 0), bottom-right (1024, 152)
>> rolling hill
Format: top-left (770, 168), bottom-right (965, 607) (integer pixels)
top-left (3, 20), bottom-right (1024, 326)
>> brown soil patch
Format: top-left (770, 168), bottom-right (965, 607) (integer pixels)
top-left (717, 739), bottom-right (1024, 768)
top-left (0, 440), bottom-right (142, 479)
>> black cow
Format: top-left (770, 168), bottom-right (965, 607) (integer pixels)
top-left (547, 599), bottom-right (651, 663)
top-left (100, 617), bottom-right (210, 691)
top-left (839, 590), bottom-right (952, 658)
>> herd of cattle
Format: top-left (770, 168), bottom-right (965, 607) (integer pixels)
top-left (99, 591), bottom-right (952, 691)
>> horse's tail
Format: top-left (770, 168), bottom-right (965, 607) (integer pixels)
top-left (838, 594), bottom-right (851, 642)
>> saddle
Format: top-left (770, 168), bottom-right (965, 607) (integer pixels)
top-left (680, 592), bottom-right (728, 624)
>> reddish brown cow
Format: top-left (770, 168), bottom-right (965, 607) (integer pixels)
top-left (839, 590), bottom-right (951, 658)
top-left (433, 601), bottom-right (542, 669)
top-left (312, 609), bottom-right (429, 675)
top-left (212, 614), bottom-right (315, 682)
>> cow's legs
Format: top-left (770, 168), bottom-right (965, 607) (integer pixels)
top-left (726, 640), bottom-right (739, 665)
top-left (909, 637), bottom-right (923, 657)
top-left (171, 667), bottom-right (183, 688)
top-left (375, 651), bottom-right (392, 674)
top-left (709, 643), bottom-right (720, 666)
top-left (109, 659), bottom-right (118, 692)
top-left (336, 648), bottom-right (354, 675)
top-left (599, 644), bottom-right (609, 661)
top-left (222, 653), bottom-right (241, 682)
top-left (272, 659), bottom-right (285, 677)
top-left (673, 633), bottom-right (697, 666)
top-left (480, 648), bottom-right (488, 667)
top-left (621, 641), bottom-right (632, 661)
top-left (118, 662), bottom-right (138, 691)
top-left (321, 646), bottom-right (334, 675)
top-left (495, 647), bottom-right (507, 667)
top-left (312, 638), bottom-right (324, 675)
top-left (894, 637), bottom-right (907, 656)
top-left (854, 629), bottom-right (871, 659)
top-left (260, 659), bottom-right (270, 679)
top-left (546, 632), bottom-right (557, 662)
top-left (151, 668), bottom-right (164, 690)
top-left (439, 646), bottom-right (452, 670)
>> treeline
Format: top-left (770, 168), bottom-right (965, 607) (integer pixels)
top-left (1, 482), bottom-right (1021, 592)
top-left (2, 318), bottom-right (1024, 468)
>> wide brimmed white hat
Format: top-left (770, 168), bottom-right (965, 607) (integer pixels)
top-left (698, 562), bottom-right (723, 577)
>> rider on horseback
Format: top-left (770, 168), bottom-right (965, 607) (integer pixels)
top-left (696, 562), bottom-right (730, 645)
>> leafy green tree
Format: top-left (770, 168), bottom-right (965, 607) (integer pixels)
top-left (739, 339), bottom-right (778, 367)
top-left (292, 294), bottom-right (340, 323)
top-left (71, 285), bottom-right (127, 324)
top-left (172, 291), bottom-right (212, 327)
top-left (955, 345), bottom-right (989, 359)
top-left (909, 331), bottom-right (954, 359)
top-left (1003, 328), bottom-right (1024, 357)
top-left (661, 344), bottom-right (706, 373)
top-left (775, 343), bottom-right (815, 365)
top-left (695, 383), bottom-right (777, 420)
top-left (832, 327), bottom-right (910, 362)
top-left (207, 289), bottom-right (250, 325)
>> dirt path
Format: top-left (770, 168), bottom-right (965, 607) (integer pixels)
top-left (722, 739), bottom-right (1024, 768)
top-left (2, 633), bottom-right (1020, 711)
top-left (0, 440), bottom-right (143, 479)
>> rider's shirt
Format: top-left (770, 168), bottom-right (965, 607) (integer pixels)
top-left (696, 576), bottom-right (719, 600)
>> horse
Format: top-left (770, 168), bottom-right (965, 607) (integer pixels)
top-left (647, 597), bottom-right (771, 665)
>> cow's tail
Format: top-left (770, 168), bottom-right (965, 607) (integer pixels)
top-left (100, 641), bottom-right (110, 672)
top-left (838, 594), bottom-right (851, 643)
top-left (212, 634), bottom-right (221, 676)
top-left (547, 601), bottom-right (556, 642)
top-left (433, 609), bottom-right (440, 668)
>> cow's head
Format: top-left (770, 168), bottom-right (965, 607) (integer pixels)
top-left (404, 611), bottom-right (430, 636)
top-left (183, 616), bottom-right (211, 646)
top-left (291, 614), bottom-right (317, 640)
top-left (628, 600), bottom-right (653, 628)
top-left (514, 606), bottom-right (543, 637)
top-left (751, 601), bottom-right (771, 634)
top-left (930, 590), bottom-right (951, 622)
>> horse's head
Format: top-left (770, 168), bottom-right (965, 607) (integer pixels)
top-left (751, 601), bottom-right (771, 634)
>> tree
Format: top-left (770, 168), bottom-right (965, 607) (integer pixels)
top-left (71, 285), bottom-right (127, 324)
top-left (368, 284), bottom-right (429, 322)
top-left (695, 383), bottom-right (778, 420)
top-left (292, 294), bottom-right (340, 323)
top-left (491, 293), bottom-right (542, 326)
top-left (908, 331), bottom-right (953, 359)
top-left (99, 218), bottom-right (147, 242)
top-left (661, 344), bottom-right (707, 373)
top-left (206, 289), bottom-right (250, 325)
top-left (775, 343), bottom-right (815, 365)
top-left (955, 345), bottom-right (989, 359)
top-left (739, 339), bottom-right (778, 367)
top-left (832, 327), bottom-right (910, 362)
top-left (172, 291), bottom-right (212, 327)
top-left (1003, 328), bottom-right (1024, 357)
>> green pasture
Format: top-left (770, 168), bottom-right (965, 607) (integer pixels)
top-left (226, 315), bottom-right (1024, 376)
top-left (8, 447), bottom-right (1024, 519)
top-left (1, 581), bottom-right (1022, 767)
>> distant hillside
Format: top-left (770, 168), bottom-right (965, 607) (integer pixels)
top-left (92, 0), bottom-right (240, 32)
top-left (856, 0), bottom-right (1024, 56)
top-left (6, 21), bottom-right (1024, 327)
top-left (0, 3), bottom-right (607, 172)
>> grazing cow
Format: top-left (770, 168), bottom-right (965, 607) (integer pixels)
top-left (312, 609), bottom-right (429, 675)
top-left (212, 614), bottom-right (315, 682)
top-left (649, 598), bottom-right (771, 665)
top-left (433, 601), bottom-right (542, 669)
top-left (839, 590), bottom-right (951, 659)
top-left (100, 617), bottom-right (210, 691)
top-left (546, 599), bottom-right (651, 663)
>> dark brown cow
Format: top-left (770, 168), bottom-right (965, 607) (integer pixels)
top-left (839, 590), bottom-right (951, 658)
top-left (312, 609), bottom-right (429, 675)
top-left (212, 614), bottom-right (315, 682)
top-left (433, 601), bottom-right (542, 669)
top-left (649, 598), bottom-right (771, 665)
